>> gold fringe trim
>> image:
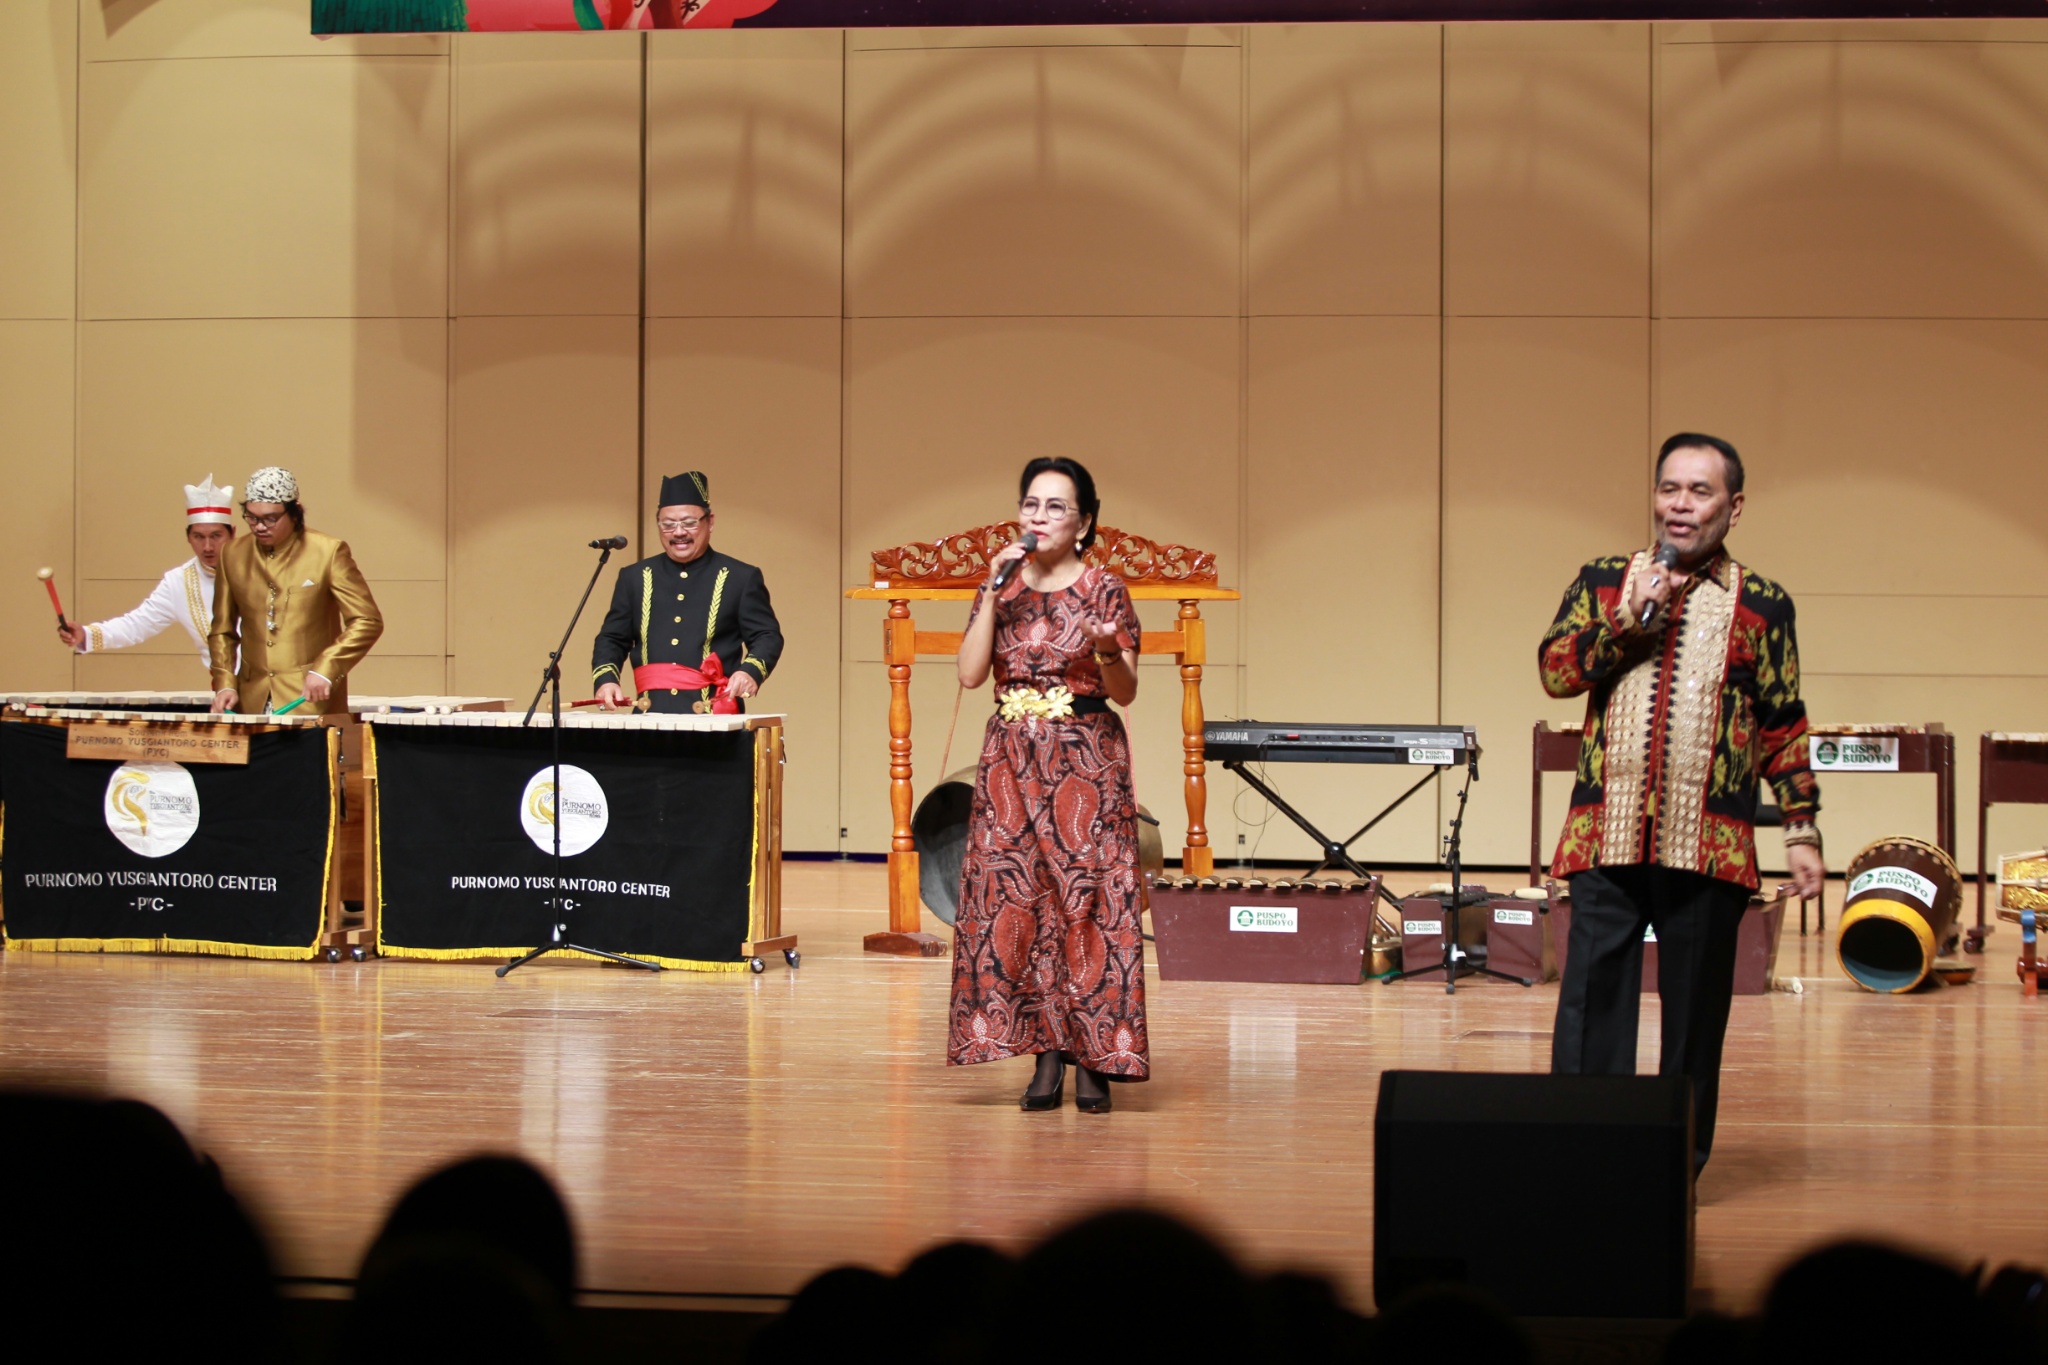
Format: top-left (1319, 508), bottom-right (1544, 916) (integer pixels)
top-left (0, 726), bottom-right (338, 958)
top-left (377, 941), bottom-right (750, 972)
top-left (371, 724), bottom-right (388, 959)
top-left (314, 726), bottom-right (339, 953)
top-left (5, 936), bottom-right (318, 960)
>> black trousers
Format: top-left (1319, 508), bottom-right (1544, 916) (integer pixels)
top-left (1551, 863), bottom-right (1752, 1172)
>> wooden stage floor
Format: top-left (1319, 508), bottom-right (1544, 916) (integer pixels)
top-left (2, 861), bottom-right (2042, 1316)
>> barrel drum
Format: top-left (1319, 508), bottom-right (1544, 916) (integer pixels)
top-left (1836, 836), bottom-right (1963, 993)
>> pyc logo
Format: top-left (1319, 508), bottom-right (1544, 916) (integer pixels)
top-left (103, 763), bottom-right (201, 858)
top-left (519, 765), bottom-right (610, 856)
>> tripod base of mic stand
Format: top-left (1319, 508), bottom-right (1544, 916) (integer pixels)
top-left (496, 939), bottom-right (664, 977)
top-left (1381, 952), bottom-right (1532, 991)
top-left (1379, 890), bottom-right (1534, 990)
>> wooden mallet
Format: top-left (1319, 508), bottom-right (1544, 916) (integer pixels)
top-left (36, 567), bottom-right (70, 632)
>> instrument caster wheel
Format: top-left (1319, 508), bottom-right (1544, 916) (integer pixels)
top-left (748, 957), bottom-right (766, 974)
top-left (326, 948), bottom-right (341, 963)
top-left (351, 947), bottom-right (367, 962)
top-left (1964, 928), bottom-right (1989, 956)
top-left (784, 949), bottom-right (800, 968)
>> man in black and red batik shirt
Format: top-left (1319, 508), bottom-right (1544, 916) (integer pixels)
top-left (1540, 432), bottom-right (1825, 1176)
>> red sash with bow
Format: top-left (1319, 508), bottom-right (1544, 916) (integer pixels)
top-left (632, 656), bottom-right (738, 713)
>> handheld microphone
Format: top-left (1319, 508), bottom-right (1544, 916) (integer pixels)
top-left (1640, 542), bottom-right (1681, 627)
top-left (990, 532), bottom-right (1039, 591)
top-left (589, 535), bottom-right (629, 551)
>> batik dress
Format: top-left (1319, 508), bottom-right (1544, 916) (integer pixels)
top-left (946, 565), bottom-right (1150, 1079)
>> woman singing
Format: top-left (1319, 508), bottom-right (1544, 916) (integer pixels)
top-left (948, 457), bottom-right (1147, 1114)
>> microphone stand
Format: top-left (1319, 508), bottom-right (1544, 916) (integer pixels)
top-left (499, 542), bottom-right (662, 978)
top-left (1381, 746), bottom-right (1531, 993)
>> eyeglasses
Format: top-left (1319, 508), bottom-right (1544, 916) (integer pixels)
top-left (657, 517), bottom-right (706, 534)
top-left (243, 512), bottom-right (288, 528)
top-left (1018, 498), bottom-right (1077, 522)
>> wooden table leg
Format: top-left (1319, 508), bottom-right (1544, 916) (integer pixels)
top-left (1178, 600), bottom-right (1213, 877)
top-left (867, 600), bottom-right (945, 957)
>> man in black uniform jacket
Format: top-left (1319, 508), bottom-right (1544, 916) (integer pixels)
top-left (592, 472), bottom-right (784, 714)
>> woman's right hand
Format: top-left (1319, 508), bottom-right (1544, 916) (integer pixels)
top-left (986, 541), bottom-right (1030, 591)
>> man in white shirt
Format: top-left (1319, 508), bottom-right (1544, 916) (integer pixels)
top-left (59, 474), bottom-right (236, 671)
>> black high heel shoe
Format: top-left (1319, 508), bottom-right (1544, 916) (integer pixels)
top-left (1020, 1058), bottom-right (1065, 1112)
top-left (1075, 1068), bottom-right (1112, 1114)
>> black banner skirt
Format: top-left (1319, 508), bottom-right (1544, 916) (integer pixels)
top-left (369, 721), bottom-right (759, 971)
top-left (0, 718), bottom-right (338, 959)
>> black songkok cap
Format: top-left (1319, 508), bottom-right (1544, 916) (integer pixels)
top-left (658, 472), bottom-right (711, 512)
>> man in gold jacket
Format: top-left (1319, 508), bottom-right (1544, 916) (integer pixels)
top-left (209, 466), bottom-right (383, 717)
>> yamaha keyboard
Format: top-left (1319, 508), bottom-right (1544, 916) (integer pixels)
top-left (1203, 721), bottom-right (1478, 767)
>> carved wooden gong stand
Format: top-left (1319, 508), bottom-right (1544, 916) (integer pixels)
top-left (845, 522), bottom-right (1239, 956)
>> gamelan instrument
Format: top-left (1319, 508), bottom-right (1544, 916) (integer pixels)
top-left (1, 699), bottom-right (341, 960)
top-left (1145, 873), bottom-right (1387, 985)
top-left (1837, 835), bottom-right (1965, 993)
top-left (5, 691), bottom-right (509, 717)
top-left (362, 709), bottom-right (791, 973)
top-left (1203, 720), bottom-right (1480, 886)
top-left (1994, 848), bottom-right (2048, 992)
top-left (1203, 720), bottom-right (1478, 767)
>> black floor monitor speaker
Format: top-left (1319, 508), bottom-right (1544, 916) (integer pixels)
top-left (1374, 1070), bottom-right (1693, 1319)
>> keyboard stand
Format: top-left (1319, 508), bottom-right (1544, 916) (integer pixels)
top-left (1222, 759), bottom-right (1445, 908)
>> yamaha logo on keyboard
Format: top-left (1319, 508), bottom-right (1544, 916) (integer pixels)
top-left (1210, 730), bottom-right (1252, 743)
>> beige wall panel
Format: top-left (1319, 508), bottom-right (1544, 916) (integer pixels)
top-left (1243, 315), bottom-right (1442, 864)
top-left (85, 0), bottom-right (448, 60)
top-left (80, 56), bottom-right (448, 320)
top-left (834, 659), bottom-right (1243, 859)
top-left (1656, 320), bottom-right (2048, 598)
top-left (0, 320), bottom-right (76, 692)
top-left (644, 317), bottom-right (841, 850)
top-left (0, 3), bottom-right (75, 321)
top-left (75, 651), bottom-right (210, 693)
top-left (78, 319), bottom-right (448, 583)
top-left (346, 653), bottom-right (452, 698)
top-left (846, 45), bottom-right (1239, 317)
top-left (349, 578), bottom-right (444, 659)
top-left (844, 317), bottom-right (1241, 594)
top-left (847, 27), bottom-right (1241, 52)
top-left (449, 317), bottom-right (637, 703)
top-left (645, 31), bottom-right (843, 319)
top-left (1800, 596), bottom-right (2048, 679)
top-left (454, 33), bottom-right (641, 318)
top-left (1445, 23), bottom-right (1650, 318)
top-left (1443, 317), bottom-right (1649, 867)
top-left (1658, 37), bottom-right (2048, 318)
top-left (1660, 20), bottom-right (2048, 43)
top-left (1248, 24), bottom-right (1440, 318)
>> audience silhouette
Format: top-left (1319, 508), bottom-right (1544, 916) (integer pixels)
top-left (9, 1083), bottom-right (2047, 1365)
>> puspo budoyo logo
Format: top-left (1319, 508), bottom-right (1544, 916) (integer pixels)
top-left (104, 762), bottom-right (201, 858)
top-left (519, 764), bottom-right (610, 856)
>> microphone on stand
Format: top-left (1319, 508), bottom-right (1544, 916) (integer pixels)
top-left (588, 535), bottom-right (629, 551)
top-left (1640, 542), bottom-right (1682, 627)
top-left (990, 531), bottom-right (1039, 591)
